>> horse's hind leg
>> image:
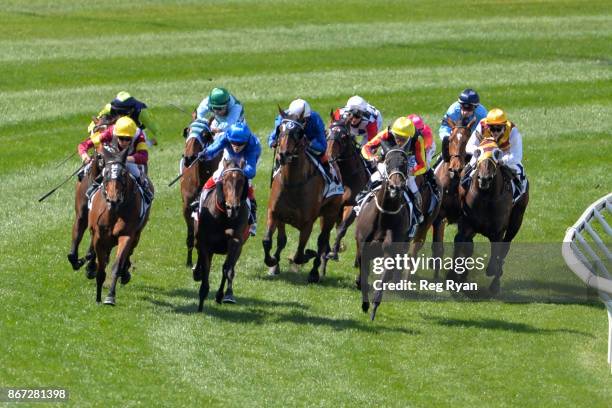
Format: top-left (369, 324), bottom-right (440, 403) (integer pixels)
top-left (431, 217), bottom-right (446, 281)
top-left (262, 210), bottom-right (279, 268)
top-left (329, 206), bottom-right (356, 260)
top-left (314, 211), bottom-right (337, 280)
top-left (94, 239), bottom-right (109, 304)
top-left (184, 204), bottom-right (195, 267)
top-left (85, 242), bottom-right (97, 280)
top-left (219, 238), bottom-right (242, 304)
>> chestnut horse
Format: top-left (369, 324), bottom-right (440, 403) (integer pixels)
top-left (451, 138), bottom-right (529, 294)
top-left (192, 158), bottom-right (250, 312)
top-left (355, 140), bottom-right (413, 321)
top-left (180, 127), bottom-right (220, 267)
top-left (431, 118), bottom-right (474, 278)
top-left (325, 117), bottom-right (370, 260)
top-left (67, 116), bottom-right (117, 275)
top-left (89, 144), bottom-right (152, 305)
top-left (263, 112), bottom-right (343, 283)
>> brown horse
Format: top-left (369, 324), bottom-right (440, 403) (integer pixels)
top-left (431, 118), bottom-right (474, 278)
top-left (192, 158), bottom-right (250, 312)
top-left (325, 117), bottom-right (370, 260)
top-left (355, 140), bottom-right (413, 320)
top-left (89, 144), bottom-right (152, 305)
top-left (180, 127), bottom-right (220, 267)
top-left (451, 138), bottom-right (529, 294)
top-left (67, 116), bottom-right (118, 275)
top-left (263, 111), bottom-right (343, 282)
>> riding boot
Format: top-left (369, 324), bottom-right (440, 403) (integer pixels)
top-left (355, 178), bottom-right (381, 205)
top-left (140, 176), bottom-right (154, 204)
top-left (86, 178), bottom-right (102, 201)
top-left (460, 163), bottom-right (474, 189)
top-left (249, 198), bottom-right (257, 236)
top-left (425, 168), bottom-right (439, 197)
top-left (407, 188), bottom-right (424, 223)
top-left (322, 160), bottom-right (338, 184)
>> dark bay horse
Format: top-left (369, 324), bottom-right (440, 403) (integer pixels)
top-left (68, 116), bottom-right (118, 275)
top-left (355, 141), bottom-right (412, 320)
top-left (451, 137), bottom-right (529, 294)
top-left (89, 144), bottom-right (152, 305)
top-left (263, 111), bottom-right (343, 283)
top-left (180, 127), bottom-right (220, 267)
top-left (325, 117), bottom-right (370, 260)
top-left (192, 159), bottom-right (250, 312)
top-left (431, 118), bottom-right (474, 279)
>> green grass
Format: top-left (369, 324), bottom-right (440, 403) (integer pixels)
top-left (1, 1), bottom-right (611, 406)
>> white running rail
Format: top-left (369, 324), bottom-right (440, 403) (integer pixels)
top-left (562, 192), bottom-right (612, 372)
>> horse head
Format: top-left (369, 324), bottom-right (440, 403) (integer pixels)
top-left (381, 138), bottom-right (409, 199)
top-left (221, 158), bottom-right (247, 219)
top-left (101, 142), bottom-right (130, 211)
top-left (326, 119), bottom-right (352, 163)
top-left (445, 117), bottom-right (475, 179)
top-left (277, 107), bottom-right (306, 165)
top-left (473, 138), bottom-right (503, 190)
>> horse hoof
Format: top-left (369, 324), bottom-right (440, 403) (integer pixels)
top-left (355, 278), bottom-right (362, 290)
top-left (290, 262), bottom-right (299, 273)
top-left (307, 272), bottom-right (320, 284)
top-left (85, 268), bottom-right (97, 280)
top-left (215, 290), bottom-right (223, 304)
top-left (192, 266), bottom-right (202, 282)
top-left (489, 279), bottom-right (501, 296)
top-left (222, 294), bottom-right (236, 304)
top-left (120, 272), bottom-right (131, 285)
top-left (361, 301), bottom-right (369, 313)
top-left (268, 265), bottom-right (280, 276)
top-left (264, 256), bottom-right (278, 268)
top-left (197, 304), bottom-right (204, 313)
top-left (67, 254), bottom-right (85, 271)
top-left (186, 261), bottom-right (193, 268)
top-left (103, 296), bottom-right (115, 306)
top-left (326, 252), bottom-right (339, 261)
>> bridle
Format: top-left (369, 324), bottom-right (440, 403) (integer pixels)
top-left (102, 160), bottom-right (128, 207)
top-left (374, 148), bottom-right (408, 214)
top-left (278, 119), bottom-right (305, 164)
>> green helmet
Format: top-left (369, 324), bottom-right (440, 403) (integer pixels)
top-left (208, 87), bottom-right (230, 109)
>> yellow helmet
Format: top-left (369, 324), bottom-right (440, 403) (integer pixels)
top-left (390, 117), bottom-right (416, 139)
top-left (485, 108), bottom-right (508, 125)
top-left (113, 116), bottom-right (138, 138)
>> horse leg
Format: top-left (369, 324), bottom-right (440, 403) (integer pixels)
top-left (450, 222), bottom-right (475, 283)
top-left (431, 217), bottom-right (446, 281)
top-left (184, 204), bottom-right (195, 268)
top-left (94, 238), bottom-right (109, 304)
top-left (329, 206), bottom-right (355, 260)
top-left (270, 223), bottom-right (287, 276)
top-left (85, 242), bottom-right (97, 279)
top-left (104, 236), bottom-right (133, 306)
top-left (292, 222), bottom-right (315, 266)
top-left (68, 206), bottom-right (89, 270)
top-left (316, 211), bottom-right (337, 279)
top-left (220, 237), bottom-right (242, 304)
top-left (371, 230), bottom-right (395, 321)
top-left (198, 249), bottom-right (212, 312)
top-left (262, 209), bottom-right (278, 268)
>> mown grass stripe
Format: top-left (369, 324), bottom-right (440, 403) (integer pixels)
top-left (2, 60), bottom-right (610, 125)
top-left (1, 15), bottom-right (609, 63)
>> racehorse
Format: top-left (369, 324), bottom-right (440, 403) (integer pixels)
top-left (67, 115), bottom-right (117, 275)
top-left (325, 116), bottom-right (369, 260)
top-left (451, 137), bottom-right (529, 294)
top-left (89, 143), bottom-right (152, 305)
top-left (192, 158), bottom-right (250, 312)
top-left (180, 125), bottom-right (220, 267)
top-left (355, 139), bottom-right (412, 320)
top-left (431, 118), bottom-right (474, 279)
top-left (263, 109), bottom-right (343, 282)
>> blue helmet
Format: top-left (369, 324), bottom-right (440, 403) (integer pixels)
top-left (227, 123), bottom-right (251, 144)
top-left (458, 88), bottom-right (480, 105)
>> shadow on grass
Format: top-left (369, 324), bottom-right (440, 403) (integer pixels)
top-left (426, 316), bottom-right (594, 337)
top-left (255, 267), bottom-right (356, 290)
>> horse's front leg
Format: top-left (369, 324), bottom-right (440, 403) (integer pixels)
top-left (315, 211), bottom-right (337, 280)
top-left (93, 237), bottom-right (109, 304)
top-left (218, 236), bottom-right (242, 304)
top-left (431, 216), bottom-right (446, 281)
top-left (104, 236), bottom-right (133, 306)
top-left (450, 222), bottom-right (475, 283)
top-left (262, 208), bottom-right (278, 268)
top-left (184, 203), bottom-right (195, 268)
top-left (198, 248), bottom-right (212, 313)
top-left (329, 206), bottom-right (355, 260)
top-left (487, 234), bottom-right (508, 296)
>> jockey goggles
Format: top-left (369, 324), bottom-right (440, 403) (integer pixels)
top-left (460, 103), bottom-right (476, 111)
top-left (489, 125), bottom-right (505, 133)
top-left (117, 136), bottom-right (132, 142)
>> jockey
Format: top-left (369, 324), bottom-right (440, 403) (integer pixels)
top-left (197, 122), bottom-right (261, 236)
top-left (438, 88), bottom-right (487, 147)
top-left (268, 99), bottom-right (337, 183)
top-left (332, 95), bottom-right (383, 146)
top-left (194, 87), bottom-right (245, 138)
top-left (462, 108), bottom-right (526, 198)
top-left (88, 91), bottom-right (160, 147)
top-left (407, 114), bottom-right (435, 166)
top-left (360, 117), bottom-right (436, 222)
top-left (79, 116), bottom-right (153, 204)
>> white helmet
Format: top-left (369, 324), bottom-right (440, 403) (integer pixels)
top-left (286, 99), bottom-right (311, 118)
top-left (346, 95), bottom-right (367, 114)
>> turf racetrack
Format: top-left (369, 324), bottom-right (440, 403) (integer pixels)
top-left (1, 1), bottom-right (611, 406)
